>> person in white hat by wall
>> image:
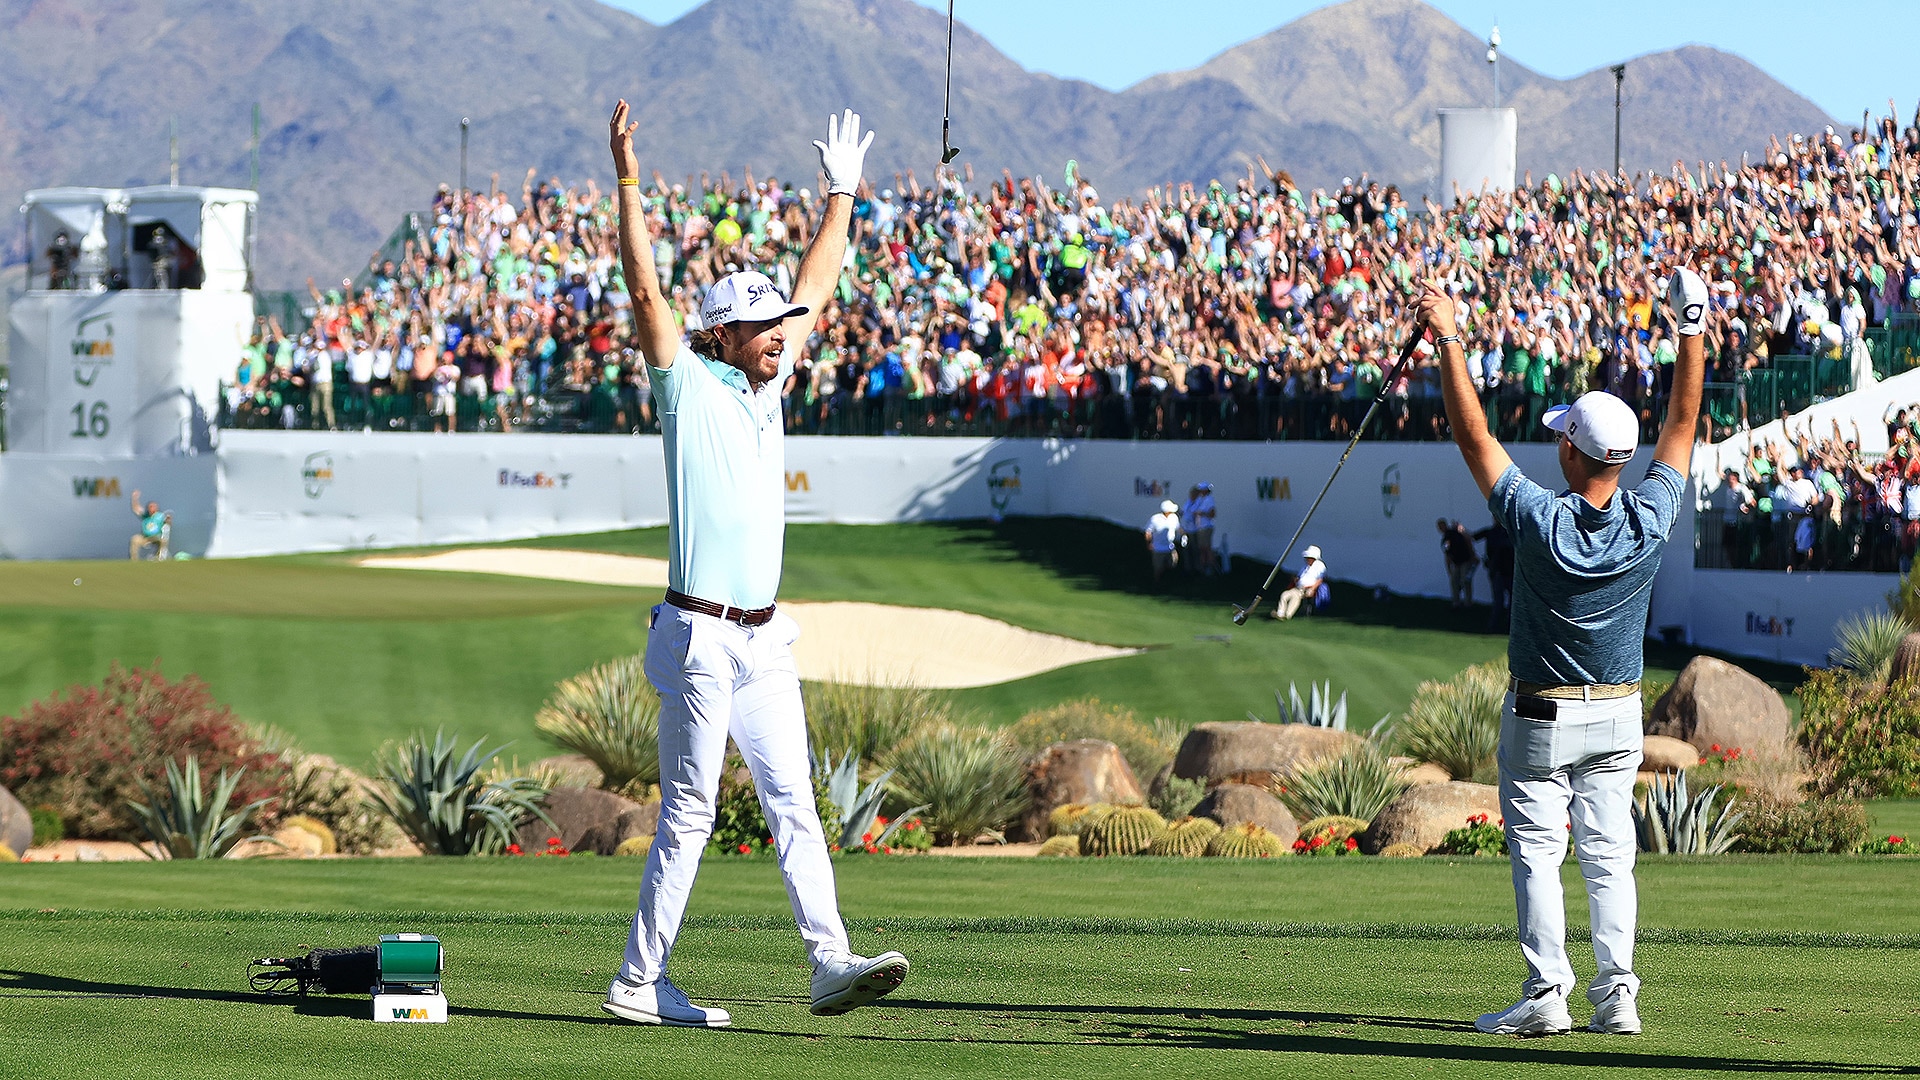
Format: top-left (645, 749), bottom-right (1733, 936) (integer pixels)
top-left (1271, 544), bottom-right (1325, 620)
top-left (602, 100), bottom-right (906, 1028)
top-left (1145, 499), bottom-right (1183, 583)
top-left (1417, 263), bottom-right (1708, 1038)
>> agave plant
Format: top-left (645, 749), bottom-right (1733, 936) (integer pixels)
top-left (367, 732), bottom-right (553, 856)
top-left (1273, 741), bottom-right (1409, 823)
top-left (1249, 681), bottom-right (1391, 735)
top-left (1828, 611), bottom-right (1914, 684)
top-left (127, 757), bottom-right (270, 860)
top-left (535, 655), bottom-right (660, 797)
top-left (1632, 770), bottom-right (1743, 855)
top-left (886, 725), bottom-right (1030, 845)
top-left (1395, 659), bottom-right (1507, 780)
top-left (816, 751), bottom-right (926, 851)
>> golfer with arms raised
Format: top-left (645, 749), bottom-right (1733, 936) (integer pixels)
top-left (601, 100), bottom-right (907, 1027)
top-left (1418, 264), bottom-right (1707, 1037)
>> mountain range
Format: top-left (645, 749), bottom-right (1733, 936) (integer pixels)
top-left (0, 0), bottom-right (1837, 288)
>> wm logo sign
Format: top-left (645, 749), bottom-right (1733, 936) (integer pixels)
top-left (1254, 477), bottom-right (1291, 501)
top-left (391, 1007), bottom-right (431, 1020)
top-left (785, 471), bottom-right (810, 492)
top-left (72, 476), bottom-right (122, 498)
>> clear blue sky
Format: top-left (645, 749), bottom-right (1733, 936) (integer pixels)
top-left (601, 0), bottom-right (1914, 126)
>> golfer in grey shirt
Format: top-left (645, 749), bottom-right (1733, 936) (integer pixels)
top-left (1417, 265), bottom-right (1707, 1037)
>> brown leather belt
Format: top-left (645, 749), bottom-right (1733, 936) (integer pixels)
top-left (1510, 676), bottom-right (1640, 701)
top-left (665, 589), bottom-right (775, 627)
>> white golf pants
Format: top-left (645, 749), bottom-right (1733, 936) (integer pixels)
top-left (620, 603), bottom-right (850, 986)
top-left (1496, 691), bottom-right (1643, 1004)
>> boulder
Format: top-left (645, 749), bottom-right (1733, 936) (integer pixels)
top-left (1172, 722), bottom-right (1361, 788)
top-left (532, 754), bottom-right (606, 789)
top-left (1015, 740), bottom-right (1145, 842)
top-left (579, 800), bottom-right (661, 856)
top-left (229, 827), bottom-right (327, 859)
top-left (1889, 632), bottom-right (1920, 685)
top-left (0, 786), bottom-right (31, 857)
top-left (517, 786), bottom-right (646, 855)
top-left (1641, 735), bottom-right (1701, 773)
top-left (1191, 783), bottom-right (1298, 839)
top-left (25, 840), bottom-right (153, 862)
top-left (1646, 657), bottom-right (1792, 755)
top-left (1361, 782), bottom-right (1501, 855)
top-left (1401, 762), bottom-right (1452, 786)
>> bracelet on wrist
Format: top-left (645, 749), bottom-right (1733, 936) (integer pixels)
top-left (618, 177), bottom-right (640, 187)
top-left (1433, 334), bottom-right (1461, 347)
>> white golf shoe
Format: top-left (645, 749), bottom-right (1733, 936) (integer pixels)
top-left (1588, 987), bottom-right (1642, 1034)
top-left (602, 977), bottom-right (732, 1027)
top-left (809, 951), bottom-right (910, 1016)
top-left (1474, 991), bottom-right (1572, 1036)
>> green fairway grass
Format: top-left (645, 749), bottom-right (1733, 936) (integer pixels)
top-left (4, 858), bottom-right (1916, 1079)
top-left (0, 519), bottom-right (1805, 766)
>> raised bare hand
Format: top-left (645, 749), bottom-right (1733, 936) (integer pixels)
top-left (609, 100), bottom-right (640, 181)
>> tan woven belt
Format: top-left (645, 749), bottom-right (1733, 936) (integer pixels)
top-left (1509, 677), bottom-right (1640, 701)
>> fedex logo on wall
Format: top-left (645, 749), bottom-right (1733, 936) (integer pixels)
top-left (1745, 612), bottom-right (1794, 637)
top-left (498, 469), bottom-right (573, 490)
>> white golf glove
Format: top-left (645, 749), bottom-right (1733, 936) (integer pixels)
top-left (1666, 266), bottom-right (1708, 337)
top-left (813, 109), bottom-right (875, 197)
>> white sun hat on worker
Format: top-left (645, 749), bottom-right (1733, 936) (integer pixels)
top-left (1160, 500), bottom-right (1178, 513)
top-left (1303, 545), bottom-right (1322, 561)
top-left (700, 270), bottom-right (807, 329)
top-left (1542, 391), bottom-right (1638, 465)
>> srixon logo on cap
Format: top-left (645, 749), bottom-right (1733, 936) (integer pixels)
top-left (746, 282), bottom-right (779, 303)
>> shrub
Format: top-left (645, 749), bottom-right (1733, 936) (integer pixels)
top-left (887, 725), bottom-right (1030, 845)
top-left (30, 805), bottom-right (64, 847)
top-left (273, 752), bottom-right (395, 856)
top-left (1005, 698), bottom-right (1178, 782)
top-left (1273, 742), bottom-right (1409, 822)
top-left (127, 757), bottom-right (269, 860)
top-left (0, 844), bottom-right (16, 862)
top-left (1146, 816), bottom-right (1220, 857)
top-left (1035, 834), bottom-right (1080, 857)
top-left (1797, 669), bottom-right (1920, 796)
top-left (614, 835), bottom-right (651, 857)
top-left (0, 663), bottom-right (285, 839)
top-left (1829, 612), bottom-right (1914, 684)
top-left (804, 679), bottom-right (955, 767)
top-left (535, 655), bottom-right (660, 798)
top-left (1297, 815), bottom-right (1370, 844)
top-left (707, 754), bottom-right (839, 856)
top-left (1633, 770), bottom-right (1742, 854)
top-left (1292, 825), bottom-right (1360, 856)
top-left (1394, 658), bottom-right (1506, 781)
top-left (1435, 813), bottom-right (1506, 856)
top-left (1152, 775), bottom-right (1207, 820)
top-left (1378, 842), bottom-right (1424, 858)
top-left (366, 732), bottom-right (552, 856)
top-left (1203, 822), bottom-right (1288, 858)
top-left (1640, 677), bottom-right (1672, 727)
top-left (1080, 804), bottom-right (1167, 857)
top-left (1861, 834), bottom-right (1911, 855)
top-left (1731, 793), bottom-right (1870, 854)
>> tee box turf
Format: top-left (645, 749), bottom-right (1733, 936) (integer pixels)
top-left (372, 934), bottom-right (447, 1024)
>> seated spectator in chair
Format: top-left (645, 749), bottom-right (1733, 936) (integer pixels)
top-left (129, 490), bottom-right (170, 561)
top-left (1272, 545), bottom-right (1327, 620)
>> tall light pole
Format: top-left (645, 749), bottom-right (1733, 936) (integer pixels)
top-left (459, 117), bottom-right (470, 200)
top-left (1610, 64), bottom-right (1626, 177)
top-left (1486, 26), bottom-right (1502, 109)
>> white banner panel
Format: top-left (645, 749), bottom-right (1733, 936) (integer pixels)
top-left (1439, 107), bottom-right (1518, 197)
top-left (0, 454), bottom-right (215, 559)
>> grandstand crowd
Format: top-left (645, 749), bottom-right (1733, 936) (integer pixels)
top-left (228, 104), bottom-right (1920, 462)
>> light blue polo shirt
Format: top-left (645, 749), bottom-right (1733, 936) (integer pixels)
top-left (650, 341), bottom-right (793, 610)
top-left (1490, 459), bottom-right (1683, 685)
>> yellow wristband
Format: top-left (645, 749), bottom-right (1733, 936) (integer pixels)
top-left (618, 177), bottom-right (640, 186)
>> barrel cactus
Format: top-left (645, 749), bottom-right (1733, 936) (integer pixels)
top-left (1203, 822), bottom-right (1288, 858)
top-left (280, 814), bottom-right (338, 855)
top-left (1036, 834), bottom-right (1080, 857)
top-left (1073, 803), bottom-right (1116, 835)
top-left (1297, 815), bottom-right (1369, 845)
top-left (614, 836), bottom-right (652, 857)
top-left (1146, 816), bottom-right (1220, 857)
top-left (1080, 804), bottom-right (1168, 857)
top-left (1048, 803), bottom-right (1092, 837)
top-left (1378, 842), bottom-right (1424, 858)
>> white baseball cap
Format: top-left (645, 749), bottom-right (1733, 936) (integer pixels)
top-left (700, 270), bottom-right (807, 329)
top-left (1303, 545), bottom-right (1322, 561)
top-left (1160, 500), bottom-right (1178, 513)
top-left (1542, 391), bottom-right (1638, 465)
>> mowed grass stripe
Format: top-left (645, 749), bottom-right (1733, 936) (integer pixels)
top-left (7, 909), bottom-right (1917, 951)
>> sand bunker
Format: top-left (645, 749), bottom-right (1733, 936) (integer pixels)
top-left (358, 548), bottom-right (1137, 689)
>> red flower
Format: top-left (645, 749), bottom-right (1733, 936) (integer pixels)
top-left (881, 845), bottom-right (893, 855)
top-left (861, 832), bottom-right (874, 843)
top-left (737, 843), bottom-right (751, 854)
top-left (1892, 836), bottom-right (1907, 845)
top-left (1343, 837), bottom-right (1358, 851)
top-left (547, 836), bottom-right (562, 846)
top-left (1292, 840), bottom-right (1307, 852)
top-left (1710, 744), bottom-right (1721, 753)
top-left (506, 843), bottom-right (522, 855)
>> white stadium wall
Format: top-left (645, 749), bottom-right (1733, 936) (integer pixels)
top-left (6, 429), bottom-right (1864, 665)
